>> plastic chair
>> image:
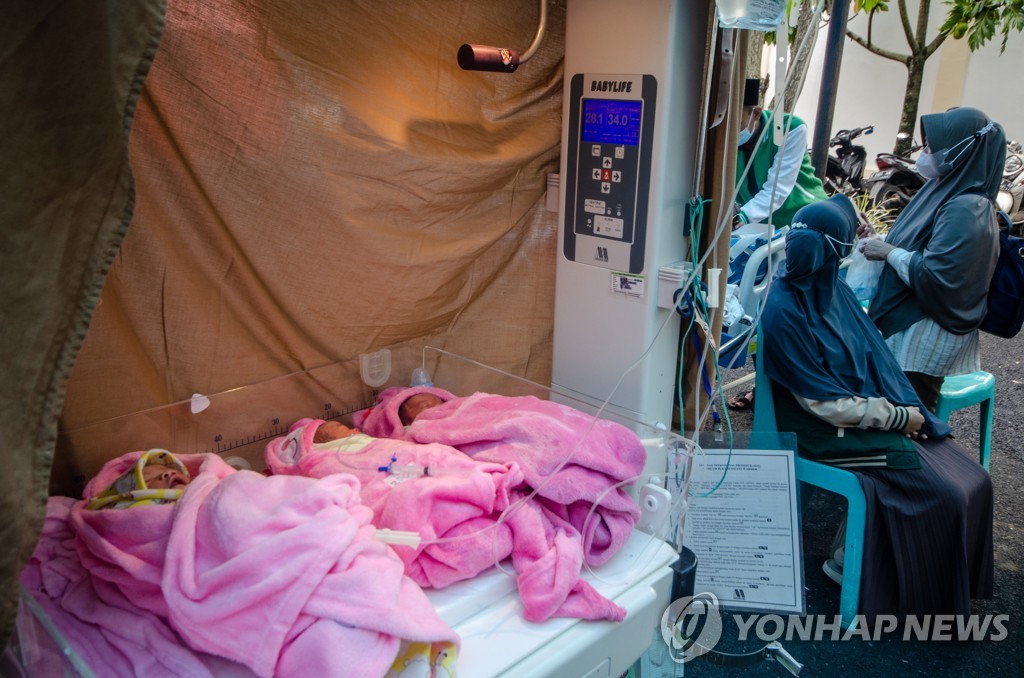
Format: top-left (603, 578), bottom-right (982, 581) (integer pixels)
top-left (751, 324), bottom-right (866, 629)
top-left (727, 226), bottom-right (788, 336)
top-left (751, 327), bottom-right (994, 628)
top-left (935, 371), bottom-right (995, 471)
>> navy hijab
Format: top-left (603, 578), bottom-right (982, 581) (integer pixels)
top-left (761, 194), bottom-right (951, 438)
top-left (869, 107), bottom-right (1005, 336)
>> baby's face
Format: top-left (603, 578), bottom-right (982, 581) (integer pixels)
top-left (400, 393), bottom-right (443, 424)
top-left (314, 420), bottom-right (361, 443)
top-left (142, 464), bottom-right (190, 490)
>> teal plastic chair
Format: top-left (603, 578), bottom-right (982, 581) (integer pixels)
top-left (935, 371), bottom-right (995, 471)
top-left (751, 326), bottom-right (867, 629)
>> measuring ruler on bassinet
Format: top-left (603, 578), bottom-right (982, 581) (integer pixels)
top-left (59, 346), bottom-right (426, 485)
top-left (199, 399), bottom-right (377, 456)
top-left (197, 347), bottom-right (408, 458)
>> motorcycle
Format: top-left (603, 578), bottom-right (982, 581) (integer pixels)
top-left (996, 140), bottom-right (1024, 234)
top-left (823, 125), bottom-right (874, 196)
top-left (863, 132), bottom-right (925, 222)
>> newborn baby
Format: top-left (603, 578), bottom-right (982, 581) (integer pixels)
top-left (313, 421), bottom-right (365, 445)
top-left (399, 393), bottom-right (444, 426)
top-left (86, 449), bottom-right (192, 510)
top-left (314, 392), bottom-right (446, 445)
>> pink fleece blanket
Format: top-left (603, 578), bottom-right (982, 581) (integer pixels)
top-left (404, 392), bottom-right (645, 566)
top-left (266, 391), bottom-right (645, 623)
top-left (22, 452), bottom-right (457, 678)
top-left (364, 388), bottom-right (645, 564)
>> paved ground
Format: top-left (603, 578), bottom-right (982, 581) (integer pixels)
top-left (680, 331), bottom-right (1024, 677)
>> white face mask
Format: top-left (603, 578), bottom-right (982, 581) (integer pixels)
top-left (916, 149), bottom-right (944, 179)
top-left (737, 108), bottom-right (759, 147)
top-left (791, 222), bottom-right (854, 259)
top-left (918, 120), bottom-right (994, 179)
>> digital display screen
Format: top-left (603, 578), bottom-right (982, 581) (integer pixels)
top-left (581, 99), bottom-right (642, 146)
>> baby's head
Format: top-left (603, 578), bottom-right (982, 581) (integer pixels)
top-left (87, 449), bottom-right (192, 510)
top-left (399, 393), bottom-right (444, 426)
top-left (313, 420), bottom-right (362, 444)
top-left (357, 385), bottom-right (455, 438)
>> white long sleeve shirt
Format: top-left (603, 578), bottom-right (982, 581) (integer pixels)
top-left (740, 123), bottom-right (811, 225)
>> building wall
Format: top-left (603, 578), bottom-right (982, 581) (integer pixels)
top-left (789, 2), bottom-right (1023, 174)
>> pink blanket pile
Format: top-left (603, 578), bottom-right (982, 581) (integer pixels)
top-left (404, 392), bottom-right (645, 567)
top-left (22, 452), bottom-right (457, 677)
top-left (266, 390), bottom-right (645, 623)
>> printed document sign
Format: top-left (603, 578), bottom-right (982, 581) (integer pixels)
top-left (682, 448), bottom-right (804, 615)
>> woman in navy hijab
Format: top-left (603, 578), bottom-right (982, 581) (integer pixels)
top-left (762, 193), bottom-right (992, 624)
top-left (860, 107), bottom-right (1004, 412)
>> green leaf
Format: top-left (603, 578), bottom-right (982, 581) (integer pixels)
top-left (853, 0), bottom-right (888, 14)
top-left (940, 0), bottom-right (1024, 52)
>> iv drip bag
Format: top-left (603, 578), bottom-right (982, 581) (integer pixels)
top-left (715, 0), bottom-right (786, 31)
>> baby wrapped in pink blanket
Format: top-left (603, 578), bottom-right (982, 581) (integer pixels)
top-left (360, 387), bottom-right (645, 566)
top-left (267, 387), bottom-right (646, 623)
top-left (23, 451), bottom-right (458, 678)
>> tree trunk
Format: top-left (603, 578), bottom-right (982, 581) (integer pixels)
top-left (895, 54), bottom-right (924, 155)
top-left (784, 0), bottom-right (820, 113)
top-left (746, 30), bottom-right (765, 81)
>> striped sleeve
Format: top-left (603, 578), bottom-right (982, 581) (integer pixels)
top-left (796, 394), bottom-right (911, 431)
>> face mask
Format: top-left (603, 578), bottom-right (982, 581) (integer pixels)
top-left (791, 222), bottom-right (854, 259)
top-left (919, 120), bottom-right (995, 178)
top-left (916, 149), bottom-right (944, 179)
top-left (823, 232), bottom-right (855, 259)
top-left (738, 108), bottom-right (759, 146)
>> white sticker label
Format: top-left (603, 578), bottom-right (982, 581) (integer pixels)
top-left (611, 272), bottom-right (645, 298)
top-left (584, 198), bottom-right (606, 214)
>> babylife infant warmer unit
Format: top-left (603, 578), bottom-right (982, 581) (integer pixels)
top-left (552, 0), bottom-right (705, 430)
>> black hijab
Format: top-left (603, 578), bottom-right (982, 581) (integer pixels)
top-left (762, 194), bottom-right (950, 438)
top-left (869, 107), bottom-right (1005, 337)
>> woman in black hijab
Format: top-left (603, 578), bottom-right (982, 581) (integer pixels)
top-left (763, 193), bottom-right (992, 624)
top-left (860, 107), bottom-right (1005, 412)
